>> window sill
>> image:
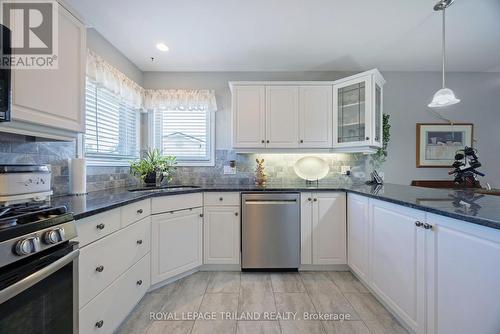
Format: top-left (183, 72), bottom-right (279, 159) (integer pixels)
top-left (85, 158), bottom-right (133, 167)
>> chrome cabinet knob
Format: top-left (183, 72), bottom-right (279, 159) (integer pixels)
top-left (300, 140), bottom-right (304, 143)
top-left (95, 320), bottom-right (104, 328)
top-left (366, 137), bottom-right (370, 140)
top-left (235, 212), bottom-right (239, 216)
top-left (199, 213), bottom-right (204, 218)
top-left (136, 239), bottom-right (143, 245)
top-left (96, 223), bottom-right (105, 230)
top-left (266, 140), bottom-right (270, 143)
top-left (261, 140), bottom-right (265, 144)
top-left (137, 209), bottom-right (143, 214)
top-left (136, 280), bottom-right (143, 286)
top-left (415, 221), bottom-right (423, 227)
top-left (423, 223), bottom-right (433, 230)
top-left (96, 265), bottom-right (104, 272)
top-left (307, 198), bottom-right (312, 201)
top-left (313, 198), bottom-right (318, 202)
top-left (219, 197), bottom-right (223, 201)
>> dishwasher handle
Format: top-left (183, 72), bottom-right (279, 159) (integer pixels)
top-left (244, 199), bottom-right (297, 205)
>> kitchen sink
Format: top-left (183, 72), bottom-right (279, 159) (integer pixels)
top-left (127, 185), bottom-right (201, 192)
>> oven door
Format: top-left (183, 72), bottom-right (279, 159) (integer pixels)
top-left (0, 242), bottom-right (79, 334)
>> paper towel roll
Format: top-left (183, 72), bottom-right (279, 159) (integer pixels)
top-left (69, 158), bottom-right (87, 195)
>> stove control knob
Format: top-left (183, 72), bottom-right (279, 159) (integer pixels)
top-left (43, 228), bottom-right (65, 245)
top-left (15, 237), bottom-right (40, 256)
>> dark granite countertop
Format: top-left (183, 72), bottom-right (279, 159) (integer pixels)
top-left (51, 183), bottom-right (500, 230)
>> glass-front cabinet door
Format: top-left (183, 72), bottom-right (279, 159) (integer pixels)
top-left (334, 76), bottom-right (372, 147)
top-left (333, 70), bottom-right (385, 149)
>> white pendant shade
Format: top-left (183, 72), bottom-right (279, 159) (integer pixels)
top-left (428, 88), bottom-right (461, 108)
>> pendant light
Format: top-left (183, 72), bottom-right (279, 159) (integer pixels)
top-left (428, 0), bottom-right (460, 108)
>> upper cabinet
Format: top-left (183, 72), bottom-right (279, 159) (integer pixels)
top-left (265, 86), bottom-right (299, 148)
top-left (4, 4), bottom-right (86, 139)
top-left (230, 69), bottom-right (385, 153)
top-left (333, 70), bottom-right (385, 149)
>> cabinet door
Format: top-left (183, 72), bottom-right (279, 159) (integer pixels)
top-left (151, 208), bottom-right (202, 284)
top-left (333, 76), bottom-right (372, 148)
top-left (232, 86), bottom-right (266, 148)
top-left (312, 193), bottom-right (346, 265)
top-left (426, 214), bottom-right (500, 334)
top-left (265, 86), bottom-right (299, 148)
top-left (204, 206), bottom-right (240, 265)
top-left (370, 199), bottom-right (425, 333)
top-left (347, 193), bottom-right (369, 282)
top-left (12, 5), bottom-right (86, 133)
top-left (299, 86), bottom-right (332, 148)
top-left (300, 193), bottom-right (313, 265)
top-left (372, 80), bottom-right (383, 147)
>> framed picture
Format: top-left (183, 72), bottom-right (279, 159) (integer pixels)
top-left (416, 123), bottom-right (473, 168)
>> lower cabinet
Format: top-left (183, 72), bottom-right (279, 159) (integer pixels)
top-left (203, 206), bottom-right (240, 264)
top-left (347, 193), bottom-right (369, 282)
top-left (425, 213), bottom-right (500, 334)
top-left (301, 192), bottom-right (346, 265)
top-left (151, 208), bottom-right (203, 284)
top-left (369, 199), bottom-right (426, 333)
top-left (79, 253), bottom-right (150, 334)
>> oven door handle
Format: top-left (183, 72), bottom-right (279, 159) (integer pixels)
top-left (0, 249), bottom-right (79, 304)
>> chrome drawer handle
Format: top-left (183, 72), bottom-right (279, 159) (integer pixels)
top-left (95, 320), bottom-right (104, 328)
top-left (137, 209), bottom-right (143, 214)
top-left (95, 265), bottom-right (104, 272)
top-left (136, 240), bottom-right (143, 245)
top-left (96, 223), bottom-right (105, 230)
top-left (136, 280), bottom-right (143, 286)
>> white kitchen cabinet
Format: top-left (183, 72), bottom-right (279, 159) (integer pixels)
top-left (301, 192), bottom-right (346, 265)
top-left (151, 208), bottom-right (203, 284)
top-left (231, 85), bottom-right (266, 148)
top-left (369, 199), bottom-right (426, 333)
top-left (347, 193), bottom-right (369, 282)
top-left (203, 206), bottom-right (240, 264)
top-left (299, 86), bottom-right (333, 148)
top-left (333, 69), bottom-right (385, 149)
top-left (10, 5), bottom-right (86, 137)
top-left (265, 86), bottom-right (299, 148)
top-left (425, 213), bottom-right (500, 334)
top-left (79, 254), bottom-right (150, 334)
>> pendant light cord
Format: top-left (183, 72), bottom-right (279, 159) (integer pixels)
top-left (442, 7), bottom-right (446, 88)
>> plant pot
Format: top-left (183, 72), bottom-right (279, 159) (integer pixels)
top-left (143, 172), bottom-right (163, 186)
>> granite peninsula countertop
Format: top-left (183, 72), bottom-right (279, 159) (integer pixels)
top-left (51, 183), bottom-right (500, 230)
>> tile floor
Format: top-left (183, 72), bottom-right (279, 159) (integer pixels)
top-left (116, 271), bottom-right (409, 334)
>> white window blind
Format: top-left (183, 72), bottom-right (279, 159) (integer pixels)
top-left (153, 109), bottom-right (213, 164)
top-left (85, 78), bottom-right (139, 161)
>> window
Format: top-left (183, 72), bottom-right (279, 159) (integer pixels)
top-left (153, 109), bottom-right (214, 166)
top-left (85, 78), bottom-right (140, 164)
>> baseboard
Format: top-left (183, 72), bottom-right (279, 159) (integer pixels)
top-left (199, 264), bottom-right (241, 271)
top-left (299, 264), bottom-right (350, 271)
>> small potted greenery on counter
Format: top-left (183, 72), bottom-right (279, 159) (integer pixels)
top-left (130, 148), bottom-right (177, 186)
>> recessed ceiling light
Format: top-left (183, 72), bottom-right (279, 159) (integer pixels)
top-left (156, 42), bottom-right (169, 52)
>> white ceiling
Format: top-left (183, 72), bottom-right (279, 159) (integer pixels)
top-left (66, 0), bottom-right (500, 72)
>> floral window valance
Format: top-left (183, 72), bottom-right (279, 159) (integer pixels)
top-left (143, 89), bottom-right (217, 112)
top-left (86, 50), bottom-right (217, 112)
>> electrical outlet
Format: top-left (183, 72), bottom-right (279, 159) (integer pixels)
top-left (341, 166), bottom-right (351, 175)
top-left (223, 165), bottom-right (236, 175)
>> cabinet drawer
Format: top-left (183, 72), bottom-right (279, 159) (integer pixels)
top-left (204, 192), bottom-right (240, 206)
top-left (79, 217), bottom-right (150, 308)
top-left (151, 193), bottom-right (202, 214)
top-left (76, 209), bottom-right (121, 247)
top-left (121, 199), bottom-right (151, 228)
top-left (79, 253), bottom-right (150, 334)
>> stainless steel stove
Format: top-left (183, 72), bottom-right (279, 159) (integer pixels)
top-left (0, 164), bottom-right (79, 334)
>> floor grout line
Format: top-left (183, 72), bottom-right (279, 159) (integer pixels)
top-left (269, 273), bottom-right (283, 334)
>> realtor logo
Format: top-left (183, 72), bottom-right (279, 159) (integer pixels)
top-left (0, 0), bottom-right (58, 69)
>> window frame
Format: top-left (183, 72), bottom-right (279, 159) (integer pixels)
top-left (84, 78), bottom-right (141, 167)
top-left (147, 109), bottom-right (215, 167)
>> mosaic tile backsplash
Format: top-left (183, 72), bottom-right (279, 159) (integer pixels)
top-left (0, 133), bottom-right (372, 195)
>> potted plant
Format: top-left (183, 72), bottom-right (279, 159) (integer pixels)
top-left (130, 148), bottom-right (177, 186)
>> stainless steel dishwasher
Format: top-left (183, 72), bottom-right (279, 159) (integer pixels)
top-left (241, 193), bottom-right (300, 270)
